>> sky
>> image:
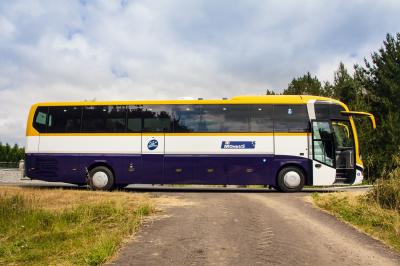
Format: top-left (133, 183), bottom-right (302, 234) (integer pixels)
top-left (0, 0), bottom-right (399, 145)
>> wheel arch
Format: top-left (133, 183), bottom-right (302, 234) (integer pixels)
top-left (276, 163), bottom-right (308, 185)
top-left (87, 162), bottom-right (116, 181)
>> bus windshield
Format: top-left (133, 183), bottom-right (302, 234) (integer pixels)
top-left (332, 121), bottom-right (354, 149)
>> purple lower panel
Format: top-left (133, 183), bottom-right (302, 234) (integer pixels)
top-left (164, 155), bottom-right (194, 184)
top-left (26, 153), bottom-right (84, 183)
top-left (140, 154), bottom-right (164, 184)
top-left (25, 153), bottom-right (139, 184)
top-left (193, 155), bottom-right (227, 184)
top-left (164, 155), bottom-right (273, 185)
top-left (227, 155), bottom-right (273, 185)
top-left (25, 153), bottom-right (312, 186)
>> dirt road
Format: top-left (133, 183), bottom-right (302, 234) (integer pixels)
top-left (109, 191), bottom-right (400, 266)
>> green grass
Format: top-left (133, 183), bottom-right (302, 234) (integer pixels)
top-left (367, 177), bottom-right (400, 211)
top-left (0, 187), bottom-right (154, 265)
top-left (312, 192), bottom-right (400, 252)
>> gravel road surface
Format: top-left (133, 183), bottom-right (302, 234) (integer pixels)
top-left (109, 191), bottom-right (400, 266)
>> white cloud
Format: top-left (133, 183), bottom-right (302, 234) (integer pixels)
top-left (0, 16), bottom-right (15, 38)
top-left (0, 0), bottom-right (400, 145)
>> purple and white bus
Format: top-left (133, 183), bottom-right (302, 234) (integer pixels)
top-left (25, 95), bottom-right (375, 192)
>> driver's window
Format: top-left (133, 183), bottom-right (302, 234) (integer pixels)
top-left (312, 121), bottom-right (334, 167)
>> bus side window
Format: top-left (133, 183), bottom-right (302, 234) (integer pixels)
top-left (127, 105), bottom-right (143, 132)
top-left (105, 106), bottom-right (126, 132)
top-left (198, 105), bottom-right (224, 132)
top-left (173, 105), bottom-right (199, 132)
top-left (200, 105), bottom-right (249, 132)
top-left (274, 104), bottom-right (309, 132)
top-left (249, 105), bottom-right (273, 132)
top-left (142, 105), bottom-right (173, 132)
top-left (221, 105), bottom-right (249, 132)
top-left (82, 105), bottom-right (126, 133)
top-left (33, 106), bottom-right (48, 133)
top-left (47, 106), bottom-right (82, 133)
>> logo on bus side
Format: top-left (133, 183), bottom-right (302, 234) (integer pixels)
top-left (221, 141), bottom-right (256, 149)
top-left (147, 139), bottom-right (159, 150)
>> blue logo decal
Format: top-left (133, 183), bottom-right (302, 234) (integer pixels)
top-left (147, 139), bottom-right (159, 150)
top-left (221, 141), bottom-right (256, 149)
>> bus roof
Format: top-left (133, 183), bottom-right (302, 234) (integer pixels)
top-left (32, 95), bottom-right (341, 106)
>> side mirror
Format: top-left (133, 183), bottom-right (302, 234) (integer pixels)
top-left (341, 111), bottom-right (376, 129)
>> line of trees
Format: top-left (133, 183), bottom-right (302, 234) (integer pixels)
top-left (0, 143), bottom-right (25, 162)
top-left (269, 33), bottom-right (400, 181)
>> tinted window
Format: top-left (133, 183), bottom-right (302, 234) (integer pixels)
top-left (221, 105), bottom-right (249, 132)
top-left (127, 105), bottom-right (143, 132)
top-left (330, 104), bottom-right (347, 120)
top-left (249, 105), bottom-right (273, 132)
top-left (274, 104), bottom-right (309, 132)
top-left (33, 106), bottom-right (48, 133)
top-left (173, 105), bottom-right (200, 132)
top-left (47, 106), bottom-right (82, 133)
top-left (193, 105), bottom-right (249, 132)
top-left (142, 105), bottom-right (173, 132)
top-left (314, 103), bottom-right (330, 119)
top-left (198, 105), bottom-right (224, 132)
top-left (82, 106), bottom-right (126, 133)
top-left (175, 104), bottom-right (271, 133)
top-left (315, 103), bottom-right (348, 120)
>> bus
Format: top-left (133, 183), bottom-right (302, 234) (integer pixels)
top-left (24, 95), bottom-right (375, 192)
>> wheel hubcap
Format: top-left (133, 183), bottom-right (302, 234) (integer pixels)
top-left (92, 171), bottom-right (108, 188)
top-left (283, 171), bottom-right (301, 188)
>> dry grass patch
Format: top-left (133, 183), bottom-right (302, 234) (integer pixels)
top-left (0, 186), bottom-right (155, 265)
top-left (312, 192), bottom-right (400, 252)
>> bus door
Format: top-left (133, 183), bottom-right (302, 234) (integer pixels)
top-left (331, 121), bottom-right (356, 184)
top-left (311, 121), bottom-right (336, 185)
top-left (141, 133), bottom-right (165, 184)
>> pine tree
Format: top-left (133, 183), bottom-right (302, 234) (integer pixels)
top-left (333, 62), bottom-right (358, 104)
top-left (4, 143), bottom-right (11, 162)
top-left (284, 72), bottom-right (326, 95)
top-left (266, 89), bottom-right (277, 95)
top-left (0, 142), bottom-right (3, 162)
top-left (357, 33), bottom-right (400, 179)
top-left (0, 142), bottom-right (25, 163)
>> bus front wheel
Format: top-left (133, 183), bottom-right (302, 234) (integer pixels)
top-left (88, 166), bottom-right (114, 191)
top-left (277, 166), bottom-right (305, 192)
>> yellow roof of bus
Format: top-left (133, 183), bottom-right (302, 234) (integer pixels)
top-left (32, 95), bottom-right (342, 106)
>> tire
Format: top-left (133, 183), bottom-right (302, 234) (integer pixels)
top-left (75, 183), bottom-right (88, 188)
top-left (88, 166), bottom-right (114, 190)
top-left (271, 185), bottom-right (281, 192)
top-left (277, 166), bottom-right (305, 192)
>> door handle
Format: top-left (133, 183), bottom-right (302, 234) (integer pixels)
top-left (315, 164), bottom-right (322, 168)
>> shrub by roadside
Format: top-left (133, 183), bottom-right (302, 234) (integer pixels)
top-left (367, 177), bottom-right (400, 212)
top-left (312, 192), bottom-right (400, 252)
top-left (0, 187), bottom-right (154, 265)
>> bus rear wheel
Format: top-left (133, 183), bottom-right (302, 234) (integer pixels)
top-left (88, 166), bottom-right (114, 191)
top-left (277, 166), bottom-right (305, 192)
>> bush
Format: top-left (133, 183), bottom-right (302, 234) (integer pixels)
top-left (367, 177), bottom-right (400, 212)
